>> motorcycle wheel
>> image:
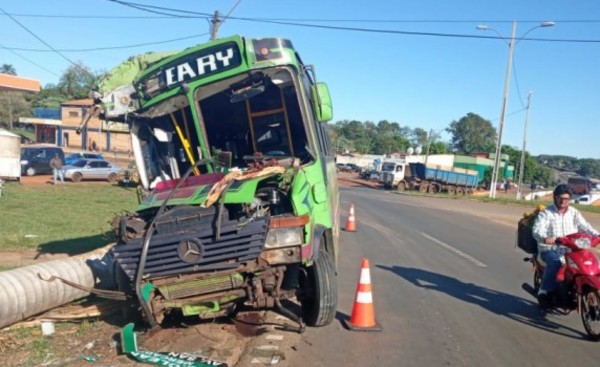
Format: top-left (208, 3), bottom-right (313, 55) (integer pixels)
top-left (580, 288), bottom-right (600, 341)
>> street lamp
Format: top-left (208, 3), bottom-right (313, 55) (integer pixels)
top-left (516, 91), bottom-right (532, 200)
top-left (477, 20), bottom-right (554, 198)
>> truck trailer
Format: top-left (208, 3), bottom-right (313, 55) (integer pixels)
top-left (381, 161), bottom-right (478, 195)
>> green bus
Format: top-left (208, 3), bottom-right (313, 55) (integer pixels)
top-left (94, 35), bottom-right (340, 329)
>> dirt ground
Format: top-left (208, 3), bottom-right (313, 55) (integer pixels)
top-left (0, 174), bottom-right (290, 367)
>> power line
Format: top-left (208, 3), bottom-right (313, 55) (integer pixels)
top-left (511, 57), bottom-right (528, 109)
top-left (0, 42), bottom-right (60, 77)
top-left (0, 7), bottom-right (80, 68)
top-left (105, 0), bottom-right (211, 18)
top-left (229, 16), bottom-right (600, 43)
top-left (1, 33), bottom-right (209, 52)
top-left (222, 0), bottom-right (243, 24)
top-left (1, 13), bottom-right (177, 19)
top-left (6, 11), bottom-right (600, 24)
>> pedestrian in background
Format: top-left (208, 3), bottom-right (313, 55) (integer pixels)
top-left (49, 153), bottom-right (64, 185)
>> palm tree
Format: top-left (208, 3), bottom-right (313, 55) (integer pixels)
top-left (0, 64), bottom-right (17, 75)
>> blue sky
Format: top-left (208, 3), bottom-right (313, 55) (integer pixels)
top-left (1, 1), bottom-right (599, 158)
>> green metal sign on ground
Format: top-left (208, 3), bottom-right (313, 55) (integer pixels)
top-left (130, 351), bottom-right (227, 367)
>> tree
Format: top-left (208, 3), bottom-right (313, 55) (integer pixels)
top-left (0, 91), bottom-right (30, 129)
top-left (447, 113), bottom-right (497, 154)
top-left (411, 127), bottom-right (428, 148)
top-left (0, 64), bottom-right (17, 75)
top-left (577, 159), bottom-right (600, 178)
top-left (32, 84), bottom-right (68, 109)
top-left (58, 62), bottom-right (98, 99)
top-left (428, 141), bottom-right (449, 154)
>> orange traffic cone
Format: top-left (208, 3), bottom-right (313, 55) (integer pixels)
top-left (345, 203), bottom-right (356, 232)
top-left (344, 258), bottom-right (382, 331)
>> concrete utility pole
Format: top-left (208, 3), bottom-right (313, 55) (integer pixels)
top-left (489, 20), bottom-right (517, 199)
top-left (210, 10), bottom-right (221, 40)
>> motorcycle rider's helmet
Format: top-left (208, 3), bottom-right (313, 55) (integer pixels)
top-left (553, 184), bottom-right (573, 207)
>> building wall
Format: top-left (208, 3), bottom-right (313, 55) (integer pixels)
top-left (60, 103), bottom-right (131, 152)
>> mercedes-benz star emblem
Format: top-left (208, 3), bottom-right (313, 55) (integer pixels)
top-left (177, 239), bottom-right (203, 263)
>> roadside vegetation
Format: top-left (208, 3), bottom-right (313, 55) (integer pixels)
top-left (396, 187), bottom-right (600, 215)
top-left (0, 181), bottom-right (138, 253)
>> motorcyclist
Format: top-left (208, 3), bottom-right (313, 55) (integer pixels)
top-left (532, 183), bottom-right (600, 308)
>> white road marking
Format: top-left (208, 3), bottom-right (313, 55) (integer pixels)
top-left (421, 232), bottom-right (487, 267)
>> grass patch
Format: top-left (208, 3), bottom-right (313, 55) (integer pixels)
top-left (395, 189), bottom-right (600, 215)
top-left (0, 264), bottom-right (18, 272)
top-left (0, 182), bottom-right (139, 253)
top-left (471, 195), bottom-right (600, 214)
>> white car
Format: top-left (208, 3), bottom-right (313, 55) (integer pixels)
top-left (63, 158), bottom-right (121, 183)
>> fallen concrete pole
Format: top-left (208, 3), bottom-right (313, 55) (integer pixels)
top-left (0, 245), bottom-right (116, 329)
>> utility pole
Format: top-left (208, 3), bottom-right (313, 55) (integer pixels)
top-left (489, 20), bottom-right (517, 199)
top-left (210, 10), bottom-right (221, 40)
top-left (516, 91), bottom-right (532, 200)
top-left (425, 128), bottom-right (434, 165)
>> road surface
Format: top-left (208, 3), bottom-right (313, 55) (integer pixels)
top-left (239, 186), bottom-right (600, 366)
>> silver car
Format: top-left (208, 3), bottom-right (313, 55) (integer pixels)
top-left (63, 158), bottom-right (121, 183)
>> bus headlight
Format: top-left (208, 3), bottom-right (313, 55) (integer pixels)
top-left (265, 227), bottom-right (303, 249)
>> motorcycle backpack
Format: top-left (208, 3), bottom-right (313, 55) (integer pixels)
top-left (516, 206), bottom-right (544, 254)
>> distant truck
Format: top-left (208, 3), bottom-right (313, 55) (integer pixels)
top-left (381, 162), bottom-right (478, 195)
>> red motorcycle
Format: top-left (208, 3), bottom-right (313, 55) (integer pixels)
top-left (525, 232), bottom-right (600, 340)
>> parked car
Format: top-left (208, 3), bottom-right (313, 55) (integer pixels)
top-left (336, 163), bottom-right (350, 172)
top-left (63, 158), bottom-right (121, 183)
top-left (20, 145), bottom-right (65, 176)
top-left (346, 163), bottom-right (362, 173)
top-left (65, 152), bottom-right (104, 165)
top-left (360, 169), bottom-right (380, 180)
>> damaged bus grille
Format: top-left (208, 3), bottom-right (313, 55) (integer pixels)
top-left (112, 214), bottom-right (269, 280)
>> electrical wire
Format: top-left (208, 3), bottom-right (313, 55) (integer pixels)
top-left (2, 33), bottom-right (209, 52)
top-left (511, 56), bottom-right (528, 109)
top-left (4, 9), bottom-right (600, 24)
top-left (0, 41), bottom-right (60, 77)
top-left (105, 0), bottom-right (211, 17)
top-left (0, 7), bottom-right (80, 68)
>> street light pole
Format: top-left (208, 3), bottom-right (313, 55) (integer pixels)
top-left (488, 20), bottom-right (517, 199)
top-left (517, 91), bottom-right (532, 200)
top-left (477, 20), bottom-right (554, 198)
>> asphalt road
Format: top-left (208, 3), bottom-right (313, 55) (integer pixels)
top-left (266, 186), bottom-right (600, 367)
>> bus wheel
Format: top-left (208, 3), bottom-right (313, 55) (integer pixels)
top-left (300, 249), bottom-right (337, 327)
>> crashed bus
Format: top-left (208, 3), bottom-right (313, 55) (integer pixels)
top-left (88, 35), bottom-right (340, 329)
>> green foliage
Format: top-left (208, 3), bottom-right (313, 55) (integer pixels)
top-left (32, 84), bottom-right (68, 108)
top-left (447, 112), bottom-right (497, 154)
top-left (0, 64), bottom-right (17, 75)
top-left (576, 159), bottom-right (600, 177)
top-left (429, 141), bottom-right (449, 154)
top-left (411, 127), bottom-right (428, 147)
top-left (0, 91), bottom-right (30, 129)
top-left (58, 62), bottom-right (98, 99)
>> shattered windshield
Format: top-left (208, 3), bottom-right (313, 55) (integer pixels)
top-left (130, 67), bottom-right (313, 189)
